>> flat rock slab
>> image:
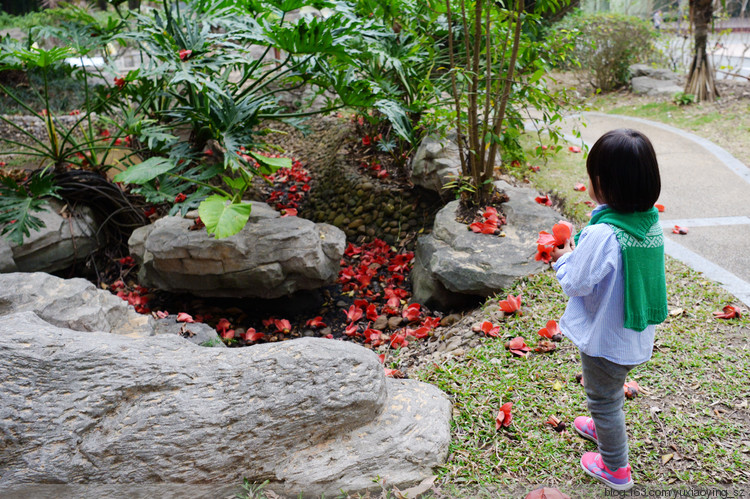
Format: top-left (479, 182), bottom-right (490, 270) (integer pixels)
top-left (130, 202), bottom-right (346, 298)
top-left (412, 180), bottom-right (561, 308)
top-left (0, 313), bottom-right (451, 497)
top-left (0, 272), bottom-right (151, 337)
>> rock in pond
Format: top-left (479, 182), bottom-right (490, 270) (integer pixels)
top-left (129, 201), bottom-right (346, 298)
top-left (0, 313), bottom-right (451, 497)
top-left (411, 180), bottom-right (562, 309)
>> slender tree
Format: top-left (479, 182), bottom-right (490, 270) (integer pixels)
top-left (684, 0), bottom-right (720, 101)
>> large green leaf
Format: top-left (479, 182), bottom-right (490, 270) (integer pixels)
top-left (248, 152), bottom-right (292, 174)
top-left (113, 157), bottom-right (176, 184)
top-left (374, 99), bottom-right (413, 143)
top-left (198, 195), bottom-right (253, 239)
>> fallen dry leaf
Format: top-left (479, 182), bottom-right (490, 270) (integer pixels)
top-left (662, 453), bottom-right (674, 465)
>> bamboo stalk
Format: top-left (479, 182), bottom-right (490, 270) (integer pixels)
top-left (446, 0), bottom-right (467, 177)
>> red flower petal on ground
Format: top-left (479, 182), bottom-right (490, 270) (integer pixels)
top-left (390, 332), bottom-right (409, 349)
top-left (176, 312), bottom-right (194, 323)
top-left (281, 207), bottom-right (297, 217)
top-left (583, 200), bottom-right (596, 208)
top-left (179, 49), bottom-right (192, 61)
top-left (421, 316), bottom-right (440, 330)
top-left (498, 294), bottom-right (522, 314)
top-left (216, 318), bottom-right (231, 333)
top-left (535, 194), bottom-right (552, 206)
top-left (243, 328), bottom-right (264, 342)
top-left (534, 340), bottom-right (557, 353)
top-left (538, 319), bottom-right (561, 339)
top-left (274, 318), bottom-right (291, 334)
top-left (377, 169), bottom-right (388, 179)
top-left (119, 256), bottom-right (135, 267)
top-left (672, 225), bottom-right (689, 235)
top-left (529, 165), bottom-right (541, 172)
top-left (402, 303), bottom-right (421, 322)
top-left (344, 323), bottom-right (359, 337)
top-left (220, 329), bottom-right (235, 339)
top-left (262, 317), bottom-right (275, 328)
top-left (569, 146), bottom-right (582, 153)
top-left (366, 303), bottom-right (379, 322)
top-left (155, 310), bottom-right (169, 319)
top-left (623, 380), bottom-right (640, 399)
top-left (363, 328), bottom-right (380, 344)
top-left (384, 368), bottom-right (404, 378)
top-left (344, 305), bottom-right (363, 322)
top-left (483, 206), bottom-right (498, 218)
top-left (305, 316), bottom-right (326, 328)
top-left (412, 326), bottom-right (430, 339)
top-left (573, 182), bottom-right (586, 191)
top-left (655, 203), bottom-right (665, 212)
top-left (378, 353), bottom-right (386, 364)
top-left (713, 305), bottom-right (742, 319)
top-left (362, 135), bottom-right (371, 146)
top-left (507, 336), bottom-right (530, 357)
top-left (174, 193), bottom-right (187, 203)
top-left (480, 321), bottom-right (500, 337)
top-left (495, 402), bottom-right (513, 429)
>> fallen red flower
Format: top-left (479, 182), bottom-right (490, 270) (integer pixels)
top-left (344, 324), bottom-right (359, 337)
top-left (174, 193), bottom-right (187, 203)
top-left (216, 318), bottom-right (232, 334)
top-left (498, 294), bottom-right (522, 314)
top-left (655, 204), bottom-right (665, 212)
top-left (713, 305), bottom-right (742, 319)
top-left (672, 225), bottom-right (689, 235)
top-left (243, 328), bottom-right (264, 342)
top-left (119, 256), bottom-right (135, 267)
top-left (384, 368), bottom-right (405, 378)
top-left (480, 321), bottom-right (500, 337)
top-left (366, 303), bottom-right (379, 322)
top-left (176, 312), bottom-right (194, 323)
top-left (412, 326), bottom-right (430, 339)
top-left (573, 182), bottom-right (586, 191)
top-left (569, 146), bottom-right (582, 153)
top-left (344, 305), bottom-right (363, 322)
top-left (155, 310), bottom-right (169, 319)
top-left (281, 208), bottom-right (297, 217)
top-left (537, 319), bottom-right (561, 339)
top-left (220, 328), bottom-right (235, 340)
top-left (529, 165), bottom-right (541, 172)
top-left (274, 318), bottom-right (291, 334)
top-left (305, 316), bottom-right (326, 328)
top-left (534, 340), bottom-right (557, 353)
top-left (402, 303), bottom-right (421, 322)
top-left (179, 49), bottom-right (192, 61)
top-left (495, 402), bottom-right (513, 429)
top-left (506, 336), bottom-right (530, 357)
top-left (390, 333), bottom-right (408, 349)
top-left (362, 135), bottom-right (371, 146)
top-left (623, 380), bottom-right (640, 399)
top-left (421, 316), bottom-right (440, 330)
top-left (535, 194), bottom-right (552, 206)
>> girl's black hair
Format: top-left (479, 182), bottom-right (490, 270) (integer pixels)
top-left (586, 129), bottom-right (661, 213)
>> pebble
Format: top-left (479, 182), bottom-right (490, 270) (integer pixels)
top-left (320, 327), bottom-right (332, 337)
top-left (387, 316), bottom-right (403, 329)
top-left (441, 314), bottom-right (462, 326)
top-left (302, 329), bottom-right (316, 337)
top-left (336, 300), bottom-right (348, 308)
top-left (372, 315), bottom-right (388, 330)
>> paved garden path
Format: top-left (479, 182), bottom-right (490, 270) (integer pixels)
top-left (559, 111), bottom-right (750, 307)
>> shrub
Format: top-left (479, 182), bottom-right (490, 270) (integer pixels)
top-left (555, 11), bottom-right (657, 92)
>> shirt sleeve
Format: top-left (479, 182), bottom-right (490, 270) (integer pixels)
top-left (553, 224), bottom-right (620, 298)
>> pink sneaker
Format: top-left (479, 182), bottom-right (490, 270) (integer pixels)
top-left (580, 452), bottom-right (633, 491)
top-left (574, 416), bottom-right (598, 444)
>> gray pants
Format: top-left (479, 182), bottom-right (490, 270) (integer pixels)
top-left (580, 351), bottom-right (640, 470)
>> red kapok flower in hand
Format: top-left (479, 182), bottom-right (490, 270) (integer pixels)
top-left (506, 336), bottom-right (530, 357)
top-left (552, 221), bottom-right (574, 247)
top-left (179, 49), bottom-right (193, 61)
top-left (498, 294), bottom-right (522, 314)
top-left (535, 244), bottom-right (553, 264)
top-left (305, 316), bottom-right (326, 329)
top-left (713, 305), bottom-right (742, 319)
top-left (495, 402), bottom-right (513, 429)
top-left (535, 194), bottom-right (552, 206)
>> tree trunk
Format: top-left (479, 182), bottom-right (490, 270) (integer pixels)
top-left (684, 0), bottom-right (719, 101)
top-left (128, 0), bottom-right (140, 10)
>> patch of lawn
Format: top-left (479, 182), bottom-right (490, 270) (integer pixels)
top-left (417, 259), bottom-right (750, 494)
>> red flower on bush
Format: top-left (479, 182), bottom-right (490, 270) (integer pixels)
top-left (114, 76), bottom-right (126, 89)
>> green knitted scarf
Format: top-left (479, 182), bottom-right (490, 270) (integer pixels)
top-left (574, 207), bottom-right (668, 332)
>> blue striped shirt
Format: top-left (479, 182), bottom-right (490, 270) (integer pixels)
top-left (552, 210), bottom-right (655, 365)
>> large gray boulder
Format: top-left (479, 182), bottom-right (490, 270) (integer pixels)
top-left (0, 313), bottom-right (451, 497)
top-left (0, 272), bottom-right (151, 337)
top-left (629, 64), bottom-right (682, 97)
top-left (6, 198), bottom-right (99, 273)
top-left (129, 202), bottom-right (346, 298)
top-left (412, 180), bottom-right (561, 308)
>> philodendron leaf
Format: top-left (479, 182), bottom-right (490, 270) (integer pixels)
top-left (198, 195), bottom-right (252, 239)
top-left (113, 157), bottom-right (176, 184)
top-left (248, 152), bottom-right (292, 174)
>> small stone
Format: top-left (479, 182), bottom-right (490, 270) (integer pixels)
top-left (388, 316), bottom-right (404, 329)
top-left (320, 327), bottom-right (332, 337)
top-left (440, 314), bottom-right (461, 327)
top-left (302, 329), bottom-right (316, 337)
top-left (452, 348), bottom-right (465, 357)
top-left (372, 315), bottom-right (388, 330)
top-left (336, 300), bottom-right (348, 308)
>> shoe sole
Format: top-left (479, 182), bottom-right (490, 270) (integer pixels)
top-left (575, 424), bottom-right (599, 444)
top-left (580, 459), bottom-right (634, 491)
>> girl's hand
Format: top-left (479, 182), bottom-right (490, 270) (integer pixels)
top-left (551, 238), bottom-right (575, 263)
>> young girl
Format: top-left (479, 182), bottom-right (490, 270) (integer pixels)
top-left (551, 129), bottom-right (668, 491)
